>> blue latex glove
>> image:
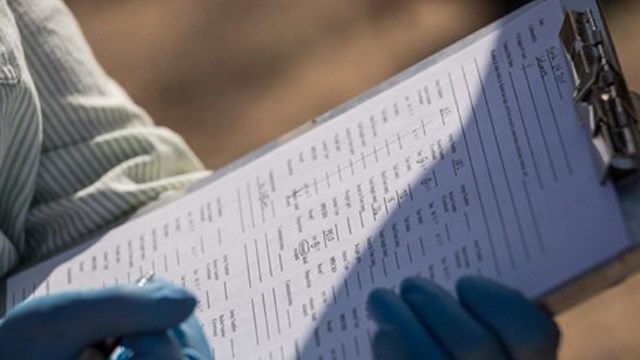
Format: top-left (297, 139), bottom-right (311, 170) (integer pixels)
top-left (0, 279), bottom-right (214, 360)
top-left (367, 276), bottom-right (560, 360)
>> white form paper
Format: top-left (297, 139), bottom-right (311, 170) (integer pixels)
top-left (4, 1), bottom-right (634, 358)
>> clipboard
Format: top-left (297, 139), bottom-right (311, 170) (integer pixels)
top-left (1, 0), bottom-right (639, 353)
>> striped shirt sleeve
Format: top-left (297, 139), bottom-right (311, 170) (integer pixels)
top-left (0, 0), bottom-right (210, 276)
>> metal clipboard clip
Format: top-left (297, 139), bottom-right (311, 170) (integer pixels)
top-left (560, 8), bottom-right (640, 183)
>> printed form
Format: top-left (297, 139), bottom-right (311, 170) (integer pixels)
top-left (4, 1), bottom-right (633, 359)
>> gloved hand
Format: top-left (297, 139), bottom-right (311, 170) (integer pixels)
top-left (367, 276), bottom-right (560, 360)
top-left (0, 278), bottom-right (214, 360)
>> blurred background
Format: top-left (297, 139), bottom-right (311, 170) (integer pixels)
top-left (66, 0), bottom-right (640, 358)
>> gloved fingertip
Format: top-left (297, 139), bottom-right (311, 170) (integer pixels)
top-left (373, 326), bottom-right (408, 360)
top-left (367, 287), bottom-right (450, 359)
top-left (367, 288), bottom-right (389, 307)
top-left (455, 276), bottom-right (561, 359)
top-left (366, 288), bottom-right (397, 322)
top-left (399, 276), bottom-right (425, 295)
top-left (73, 280), bottom-right (198, 339)
top-left (140, 281), bottom-right (197, 320)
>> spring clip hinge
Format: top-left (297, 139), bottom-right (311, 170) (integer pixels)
top-left (560, 8), bottom-right (639, 183)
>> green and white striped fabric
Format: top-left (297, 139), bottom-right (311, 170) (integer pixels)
top-left (0, 0), bottom-right (209, 277)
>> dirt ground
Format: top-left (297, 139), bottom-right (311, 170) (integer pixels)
top-left (67, 1), bottom-right (640, 358)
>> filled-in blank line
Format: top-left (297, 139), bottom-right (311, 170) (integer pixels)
top-left (546, 49), bottom-right (564, 101)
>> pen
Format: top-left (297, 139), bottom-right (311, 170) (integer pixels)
top-left (77, 271), bottom-right (156, 360)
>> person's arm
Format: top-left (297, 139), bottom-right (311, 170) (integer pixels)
top-left (4, 0), bottom-right (210, 271)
